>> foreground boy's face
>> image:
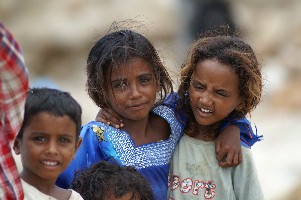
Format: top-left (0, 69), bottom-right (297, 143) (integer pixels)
top-left (14, 112), bottom-right (81, 184)
top-left (189, 59), bottom-right (242, 126)
top-left (108, 57), bottom-right (157, 121)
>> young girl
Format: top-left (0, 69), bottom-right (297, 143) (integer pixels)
top-left (56, 29), bottom-right (260, 200)
top-left (70, 161), bottom-right (154, 200)
top-left (168, 35), bottom-right (264, 199)
top-left (13, 88), bottom-right (83, 200)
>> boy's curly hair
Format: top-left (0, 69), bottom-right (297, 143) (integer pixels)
top-left (70, 161), bottom-right (154, 200)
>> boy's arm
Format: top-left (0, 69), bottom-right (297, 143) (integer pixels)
top-left (217, 117), bottom-right (263, 167)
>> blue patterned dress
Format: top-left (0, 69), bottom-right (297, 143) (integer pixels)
top-left (56, 104), bottom-right (184, 200)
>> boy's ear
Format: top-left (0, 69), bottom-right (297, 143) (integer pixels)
top-left (13, 139), bottom-right (21, 155)
top-left (73, 137), bottom-right (82, 159)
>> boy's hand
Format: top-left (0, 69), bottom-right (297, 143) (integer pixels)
top-left (216, 125), bottom-right (242, 167)
top-left (95, 108), bottom-right (124, 129)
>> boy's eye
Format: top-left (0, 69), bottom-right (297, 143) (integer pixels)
top-left (59, 137), bottom-right (71, 144)
top-left (33, 136), bottom-right (46, 142)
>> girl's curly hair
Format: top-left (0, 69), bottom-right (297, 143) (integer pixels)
top-left (176, 35), bottom-right (262, 137)
top-left (70, 161), bottom-right (154, 200)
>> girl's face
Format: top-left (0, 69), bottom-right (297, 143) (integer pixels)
top-left (188, 59), bottom-right (242, 126)
top-left (13, 112), bottom-right (81, 184)
top-left (108, 57), bottom-right (158, 121)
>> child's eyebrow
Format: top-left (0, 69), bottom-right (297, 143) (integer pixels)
top-left (59, 134), bottom-right (75, 138)
top-left (191, 79), bottom-right (203, 84)
top-left (138, 73), bottom-right (153, 77)
top-left (111, 73), bottom-right (153, 82)
top-left (30, 132), bottom-right (75, 138)
top-left (30, 131), bottom-right (48, 135)
top-left (111, 78), bottom-right (126, 83)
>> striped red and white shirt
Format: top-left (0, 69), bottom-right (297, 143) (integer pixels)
top-left (0, 22), bottom-right (28, 200)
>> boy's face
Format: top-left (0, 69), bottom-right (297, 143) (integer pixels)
top-left (13, 112), bottom-right (81, 184)
top-left (189, 59), bottom-right (242, 126)
top-left (107, 57), bottom-right (158, 122)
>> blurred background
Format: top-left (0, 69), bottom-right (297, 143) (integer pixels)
top-left (1, 0), bottom-right (301, 199)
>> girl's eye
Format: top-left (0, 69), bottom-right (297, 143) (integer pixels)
top-left (139, 74), bottom-right (153, 85)
top-left (193, 83), bottom-right (205, 90)
top-left (139, 77), bottom-right (151, 84)
top-left (216, 90), bottom-right (229, 97)
top-left (112, 81), bottom-right (128, 90)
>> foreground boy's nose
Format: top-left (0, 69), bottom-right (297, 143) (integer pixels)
top-left (45, 141), bottom-right (59, 155)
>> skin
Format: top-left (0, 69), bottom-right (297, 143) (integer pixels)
top-left (107, 57), bottom-right (170, 146)
top-left (14, 112), bottom-right (82, 200)
top-left (188, 59), bottom-right (242, 141)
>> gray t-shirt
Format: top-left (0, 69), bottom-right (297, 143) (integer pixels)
top-left (168, 134), bottom-right (264, 200)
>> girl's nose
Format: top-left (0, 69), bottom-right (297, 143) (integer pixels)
top-left (199, 92), bottom-right (213, 106)
top-left (130, 84), bottom-right (142, 99)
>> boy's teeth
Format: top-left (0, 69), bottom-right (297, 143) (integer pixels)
top-left (42, 161), bottom-right (58, 166)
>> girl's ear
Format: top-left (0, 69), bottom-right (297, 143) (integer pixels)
top-left (13, 139), bottom-right (21, 155)
top-left (156, 81), bottom-right (160, 92)
top-left (235, 98), bottom-right (244, 112)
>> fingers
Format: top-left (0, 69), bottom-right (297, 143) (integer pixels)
top-left (215, 140), bottom-right (221, 155)
top-left (238, 150), bottom-right (242, 164)
top-left (216, 148), bottom-right (226, 163)
top-left (106, 109), bottom-right (124, 127)
top-left (218, 150), bottom-right (243, 167)
top-left (218, 151), bottom-right (234, 167)
top-left (232, 152), bottom-right (239, 166)
top-left (95, 108), bottom-right (124, 129)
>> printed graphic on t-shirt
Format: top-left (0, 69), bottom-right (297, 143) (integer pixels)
top-left (168, 175), bottom-right (216, 199)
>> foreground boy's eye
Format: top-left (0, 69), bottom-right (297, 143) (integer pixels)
top-left (59, 137), bottom-right (71, 144)
top-left (33, 136), bottom-right (46, 142)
